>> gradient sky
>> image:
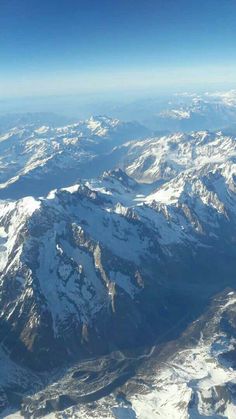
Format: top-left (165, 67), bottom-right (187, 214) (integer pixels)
top-left (0, 0), bottom-right (236, 97)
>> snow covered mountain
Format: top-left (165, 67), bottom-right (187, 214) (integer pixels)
top-left (3, 290), bottom-right (236, 418)
top-left (113, 130), bottom-right (236, 184)
top-left (0, 116), bottom-right (149, 199)
top-left (144, 91), bottom-right (236, 132)
top-left (17, 289), bottom-right (235, 419)
top-left (0, 115), bottom-right (236, 417)
top-left (127, 289), bottom-right (236, 419)
top-left (159, 98), bottom-right (236, 130)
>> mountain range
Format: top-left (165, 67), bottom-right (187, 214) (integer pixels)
top-left (0, 110), bottom-right (236, 418)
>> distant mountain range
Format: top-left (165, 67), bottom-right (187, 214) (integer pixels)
top-left (0, 116), bottom-right (150, 199)
top-left (142, 91), bottom-right (236, 132)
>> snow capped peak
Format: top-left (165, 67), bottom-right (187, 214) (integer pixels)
top-left (102, 168), bottom-right (137, 187)
top-left (88, 115), bottom-right (119, 125)
top-left (17, 196), bottom-right (41, 214)
top-left (34, 126), bottom-right (50, 134)
top-left (206, 89), bottom-right (236, 107)
top-left (85, 115), bottom-right (120, 136)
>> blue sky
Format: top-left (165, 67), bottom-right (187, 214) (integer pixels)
top-left (0, 0), bottom-right (236, 97)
